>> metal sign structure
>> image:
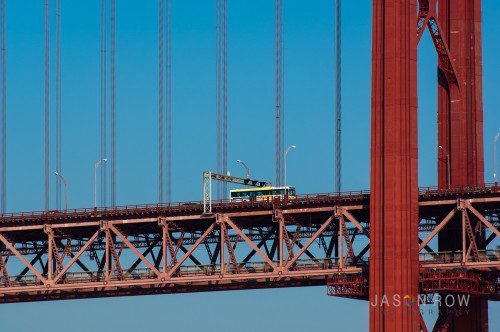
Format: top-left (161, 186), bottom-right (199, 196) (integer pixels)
top-left (203, 171), bottom-right (272, 213)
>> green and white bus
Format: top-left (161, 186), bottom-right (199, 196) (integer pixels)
top-left (230, 186), bottom-right (296, 202)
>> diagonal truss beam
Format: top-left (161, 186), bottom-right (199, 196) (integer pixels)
top-left (225, 217), bottom-right (277, 270)
top-left (416, 0), bottom-right (459, 86)
top-left (420, 312), bottom-right (429, 332)
top-left (179, 244), bottom-right (205, 270)
top-left (484, 232), bottom-right (496, 247)
top-left (126, 237), bottom-right (160, 274)
top-left (53, 230), bottom-right (100, 284)
top-left (285, 214), bottom-right (334, 269)
top-left (418, 238), bottom-right (436, 254)
top-left (55, 238), bottom-right (93, 276)
top-left (166, 223), bottom-right (215, 279)
top-left (416, 0), bottom-right (432, 43)
top-left (0, 234), bottom-right (47, 284)
top-left (238, 227), bottom-right (275, 268)
top-left (353, 243), bottom-right (370, 265)
top-left (16, 245), bottom-right (47, 281)
top-left (466, 203), bottom-right (500, 238)
top-left (419, 207), bottom-right (456, 251)
top-left (342, 209), bottom-right (368, 238)
top-left (109, 224), bottom-right (161, 278)
top-left (0, 251), bottom-right (10, 286)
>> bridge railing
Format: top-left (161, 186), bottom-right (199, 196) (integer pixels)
top-left (0, 183), bottom-right (498, 223)
top-left (3, 250), bottom-right (499, 289)
top-left (419, 249), bottom-right (500, 264)
top-left (418, 182), bottom-right (499, 197)
top-left (0, 258), bottom-right (343, 288)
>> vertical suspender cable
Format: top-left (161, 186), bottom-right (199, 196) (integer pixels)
top-left (280, 0), bottom-right (284, 187)
top-left (275, 0), bottom-right (284, 186)
top-left (216, 0), bottom-right (227, 199)
top-left (55, 0), bottom-right (61, 209)
top-left (274, 0), bottom-right (279, 186)
top-left (100, 0), bottom-right (107, 206)
top-left (158, 0), bottom-right (164, 203)
top-left (1, 0), bottom-right (5, 213)
top-left (44, 0), bottom-right (50, 211)
top-left (110, 0), bottom-right (116, 206)
top-left (216, 0), bottom-right (221, 199)
top-left (222, 0), bottom-right (227, 198)
top-left (334, 0), bottom-right (341, 193)
top-left (166, 0), bottom-right (172, 202)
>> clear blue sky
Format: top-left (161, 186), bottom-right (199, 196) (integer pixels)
top-left (0, 1), bottom-right (499, 331)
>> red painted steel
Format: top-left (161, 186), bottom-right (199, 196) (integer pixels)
top-left (327, 274), bottom-right (368, 299)
top-left (437, 0), bottom-right (484, 189)
top-left (0, 3), bottom-right (493, 331)
top-left (420, 269), bottom-right (497, 296)
top-left (0, 187), bottom-right (497, 311)
top-left (370, 0), bottom-right (420, 330)
top-left (435, 1), bottom-right (487, 330)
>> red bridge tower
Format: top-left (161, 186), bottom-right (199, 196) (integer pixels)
top-left (370, 0), bottom-right (487, 331)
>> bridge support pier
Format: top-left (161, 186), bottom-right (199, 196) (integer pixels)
top-left (369, 0), bottom-right (420, 331)
top-left (437, 1), bottom-right (487, 330)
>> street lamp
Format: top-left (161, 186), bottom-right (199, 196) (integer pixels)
top-left (94, 158), bottom-right (107, 208)
top-left (494, 133), bottom-right (500, 183)
top-left (236, 160), bottom-right (251, 179)
top-left (284, 145), bottom-right (297, 187)
top-left (438, 145), bottom-right (451, 188)
top-left (54, 172), bottom-right (68, 210)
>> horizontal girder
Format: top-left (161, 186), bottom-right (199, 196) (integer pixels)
top-left (0, 185), bottom-right (497, 303)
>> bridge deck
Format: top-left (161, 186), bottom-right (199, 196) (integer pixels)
top-left (0, 184), bottom-right (498, 225)
top-left (0, 185), bottom-right (497, 303)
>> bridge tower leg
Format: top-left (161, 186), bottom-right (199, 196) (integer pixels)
top-left (437, 1), bottom-right (487, 331)
top-left (369, 1), bottom-right (420, 331)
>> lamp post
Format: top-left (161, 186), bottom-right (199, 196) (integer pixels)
top-left (494, 133), bottom-right (500, 183)
top-left (94, 158), bottom-right (107, 208)
top-left (284, 145), bottom-right (296, 187)
top-left (236, 160), bottom-right (250, 179)
top-left (438, 145), bottom-right (451, 188)
top-left (54, 172), bottom-right (68, 210)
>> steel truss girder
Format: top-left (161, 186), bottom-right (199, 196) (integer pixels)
top-left (419, 200), bottom-right (500, 264)
top-left (0, 209), bottom-right (360, 301)
top-left (0, 195), bottom-right (497, 303)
